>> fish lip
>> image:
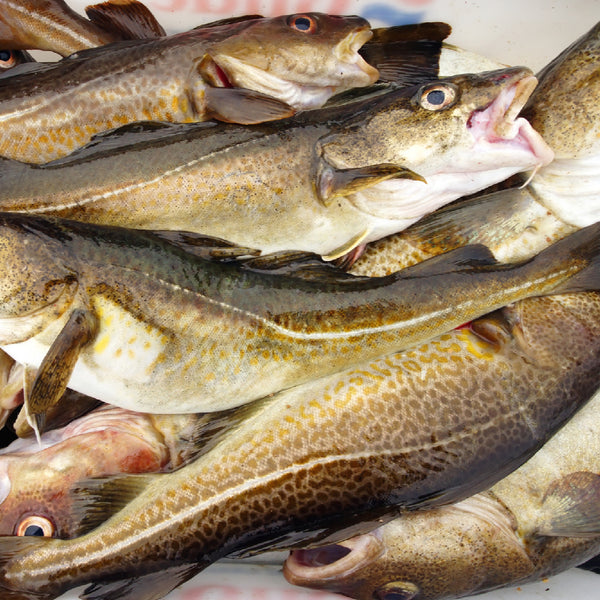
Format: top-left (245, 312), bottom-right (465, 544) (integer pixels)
top-left (335, 27), bottom-right (379, 83)
top-left (468, 74), bottom-right (555, 168)
top-left (283, 532), bottom-right (384, 584)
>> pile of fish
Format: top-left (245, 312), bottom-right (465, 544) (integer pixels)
top-left (0, 1), bottom-right (597, 599)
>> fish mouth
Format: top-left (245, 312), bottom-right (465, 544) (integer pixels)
top-left (283, 532), bottom-right (384, 585)
top-left (468, 74), bottom-right (554, 168)
top-left (335, 27), bottom-right (379, 83)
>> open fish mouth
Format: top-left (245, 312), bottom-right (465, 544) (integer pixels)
top-left (284, 533), bottom-right (383, 583)
top-left (335, 27), bottom-right (378, 79)
top-left (468, 74), bottom-right (554, 168)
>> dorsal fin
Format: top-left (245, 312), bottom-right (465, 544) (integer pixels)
top-left (85, 0), bottom-right (167, 40)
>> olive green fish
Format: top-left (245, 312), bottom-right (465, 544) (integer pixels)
top-left (351, 21), bottom-right (600, 276)
top-left (2, 247), bottom-right (600, 600)
top-left (0, 67), bottom-right (552, 258)
top-left (5, 212), bottom-right (600, 435)
top-left (0, 12), bottom-right (378, 162)
top-left (284, 294), bottom-right (600, 600)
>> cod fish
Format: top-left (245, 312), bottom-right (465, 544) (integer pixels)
top-left (0, 67), bottom-right (552, 258)
top-left (4, 212), bottom-right (600, 431)
top-left (284, 295), bottom-right (600, 600)
top-left (351, 21), bottom-right (600, 276)
top-left (0, 405), bottom-right (208, 540)
top-left (0, 0), bottom-right (122, 55)
top-left (0, 12), bottom-right (378, 162)
top-left (2, 271), bottom-right (600, 600)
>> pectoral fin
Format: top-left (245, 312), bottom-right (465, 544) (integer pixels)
top-left (536, 471), bottom-right (600, 537)
top-left (24, 309), bottom-right (97, 441)
top-left (316, 160), bottom-right (426, 207)
top-left (85, 0), bottom-right (167, 39)
top-left (204, 86), bottom-right (295, 124)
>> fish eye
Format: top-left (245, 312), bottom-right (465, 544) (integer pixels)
top-left (418, 83), bottom-right (457, 111)
top-left (0, 50), bottom-right (16, 69)
top-left (287, 14), bottom-right (318, 34)
top-left (374, 581), bottom-right (420, 600)
top-left (16, 515), bottom-right (55, 537)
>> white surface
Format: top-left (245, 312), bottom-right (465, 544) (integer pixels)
top-left (54, 560), bottom-right (600, 599)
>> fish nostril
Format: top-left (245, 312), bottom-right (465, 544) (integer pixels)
top-left (292, 545), bottom-right (352, 567)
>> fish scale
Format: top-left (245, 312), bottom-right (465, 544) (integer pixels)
top-left (3, 285), bottom-right (600, 600)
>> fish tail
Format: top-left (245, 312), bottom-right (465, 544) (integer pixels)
top-left (0, 536), bottom-right (64, 600)
top-left (538, 221), bottom-right (600, 294)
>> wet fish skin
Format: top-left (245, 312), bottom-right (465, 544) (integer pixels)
top-left (0, 0), bottom-right (121, 55)
top-left (3, 271), bottom-right (600, 600)
top-left (0, 405), bottom-right (172, 540)
top-left (0, 67), bottom-right (552, 257)
top-left (283, 294), bottom-right (600, 600)
top-left (0, 13), bottom-right (376, 163)
top-left (351, 21), bottom-right (600, 275)
top-left (4, 213), bottom-right (600, 422)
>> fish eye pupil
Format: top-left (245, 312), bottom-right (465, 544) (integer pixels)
top-left (23, 525), bottom-right (45, 536)
top-left (293, 16), bottom-right (312, 31)
top-left (0, 50), bottom-right (11, 62)
top-left (426, 90), bottom-right (446, 105)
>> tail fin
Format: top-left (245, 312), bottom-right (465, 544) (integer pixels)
top-left (535, 221), bottom-right (600, 294)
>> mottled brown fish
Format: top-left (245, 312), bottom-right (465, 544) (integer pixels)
top-left (284, 295), bottom-right (600, 600)
top-left (0, 67), bottom-right (552, 258)
top-left (0, 0), bottom-right (123, 55)
top-left (3, 210), bottom-right (599, 437)
top-left (2, 261), bottom-right (600, 600)
top-left (351, 21), bottom-right (600, 276)
top-left (0, 12), bottom-right (377, 162)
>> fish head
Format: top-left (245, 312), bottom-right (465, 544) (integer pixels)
top-left (0, 406), bottom-right (169, 539)
top-left (284, 495), bottom-right (534, 600)
top-left (0, 215), bottom-right (78, 344)
top-left (199, 13), bottom-right (378, 109)
top-left (317, 66), bottom-right (553, 235)
top-left (0, 49), bottom-right (34, 71)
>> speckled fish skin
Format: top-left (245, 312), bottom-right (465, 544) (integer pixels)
top-left (5, 213), bottom-right (600, 416)
top-left (0, 406), bottom-right (205, 540)
top-left (0, 0), bottom-right (121, 56)
top-left (283, 294), bottom-right (600, 600)
top-left (0, 67), bottom-right (552, 257)
top-left (3, 284), bottom-right (600, 600)
top-left (351, 21), bottom-right (600, 276)
top-left (0, 12), bottom-right (376, 163)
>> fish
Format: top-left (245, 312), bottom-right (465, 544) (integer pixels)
top-left (0, 0), bottom-right (122, 56)
top-left (350, 21), bottom-right (600, 275)
top-left (0, 67), bottom-right (552, 259)
top-left (2, 270), bottom-right (600, 600)
top-left (0, 405), bottom-right (209, 540)
top-left (0, 12), bottom-right (378, 162)
top-left (0, 48), bottom-right (34, 71)
top-left (283, 296), bottom-right (600, 600)
top-left (5, 211), bottom-right (600, 433)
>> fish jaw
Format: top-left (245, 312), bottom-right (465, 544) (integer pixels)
top-left (208, 25), bottom-right (378, 110)
top-left (467, 74), bottom-right (554, 169)
top-left (343, 70), bottom-right (553, 227)
top-left (284, 532), bottom-right (385, 590)
top-left (284, 494), bottom-right (531, 600)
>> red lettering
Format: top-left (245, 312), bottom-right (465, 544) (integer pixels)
top-left (194, 0), bottom-right (238, 12)
top-left (151, 0), bottom-right (188, 11)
